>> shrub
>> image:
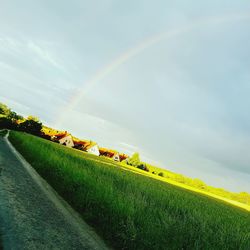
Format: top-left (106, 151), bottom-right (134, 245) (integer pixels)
top-left (158, 172), bottom-right (164, 177)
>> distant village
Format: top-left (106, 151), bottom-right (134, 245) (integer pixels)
top-left (41, 126), bottom-right (129, 163)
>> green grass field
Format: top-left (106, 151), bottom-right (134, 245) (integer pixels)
top-left (9, 131), bottom-right (250, 250)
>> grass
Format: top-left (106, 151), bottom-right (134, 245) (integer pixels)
top-left (9, 131), bottom-right (250, 250)
top-left (119, 162), bottom-right (250, 211)
top-left (142, 162), bottom-right (250, 207)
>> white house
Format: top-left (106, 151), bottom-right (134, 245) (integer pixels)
top-left (86, 144), bottom-right (100, 156)
top-left (113, 153), bottom-right (120, 162)
top-left (59, 134), bottom-right (74, 148)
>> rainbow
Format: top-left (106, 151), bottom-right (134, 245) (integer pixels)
top-left (55, 12), bottom-right (250, 127)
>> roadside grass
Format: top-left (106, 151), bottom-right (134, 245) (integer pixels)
top-left (9, 131), bottom-right (250, 250)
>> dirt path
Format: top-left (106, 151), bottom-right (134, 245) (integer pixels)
top-left (0, 132), bottom-right (109, 250)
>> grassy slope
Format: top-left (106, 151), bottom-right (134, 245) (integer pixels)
top-left (142, 162), bottom-right (250, 206)
top-left (119, 162), bottom-right (250, 211)
top-left (9, 131), bottom-right (250, 250)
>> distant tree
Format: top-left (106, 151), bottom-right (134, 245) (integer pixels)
top-left (27, 115), bottom-right (40, 122)
top-left (18, 119), bottom-right (42, 135)
top-left (7, 111), bottom-right (23, 120)
top-left (174, 174), bottom-right (186, 183)
top-left (0, 117), bottom-right (15, 129)
top-left (127, 152), bottom-right (141, 167)
top-left (137, 164), bottom-right (145, 170)
top-left (40, 132), bottom-right (51, 140)
top-left (158, 172), bottom-right (164, 177)
top-left (0, 103), bottom-right (11, 116)
top-left (144, 165), bottom-right (149, 172)
top-left (192, 179), bottom-right (206, 189)
top-left (238, 192), bottom-right (250, 205)
top-left (137, 163), bottom-right (149, 172)
top-left (0, 103), bottom-right (23, 128)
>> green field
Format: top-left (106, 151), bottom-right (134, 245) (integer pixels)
top-left (9, 131), bottom-right (250, 250)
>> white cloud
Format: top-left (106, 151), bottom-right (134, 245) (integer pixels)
top-left (0, 36), bottom-right (63, 70)
top-left (27, 41), bottom-right (63, 69)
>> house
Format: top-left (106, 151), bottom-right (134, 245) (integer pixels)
top-left (113, 153), bottom-right (120, 162)
top-left (73, 140), bottom-right (86, 150)
top-left (51, 132), bottom-right (74, 148)
top-left (119, 153), bottom-right (129, 162)
top-left (58, 134), bottom-right (74, 148)
top-left (86, 143), bottom-right (100, 156)
top-left (99, 148), bottom-right (128, 162)
top-left (73, 139), bottom-right (100, 156)
top-left (51, 132), bottom-right (66, 140)
top-left (99, 147), bottom-right (116, 158)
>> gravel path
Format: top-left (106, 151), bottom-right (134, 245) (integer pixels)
top-left (0, 133), bottom-right (109, 250)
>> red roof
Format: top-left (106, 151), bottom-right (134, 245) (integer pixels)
top-left (53, 132), bottom-right (68, 140)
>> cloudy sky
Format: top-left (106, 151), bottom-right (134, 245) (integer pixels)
top-left (1, 1), bottom-right (250, 192)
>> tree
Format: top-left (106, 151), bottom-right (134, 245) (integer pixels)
top-left (192, 178), bottom-right (206, 189)
top-left (127, 152), bottom-right (141, 167)
top-left (0, 103), bottom-right (11, 116)
top-left (137, 163), bottom-right (149, 172)
top-left (238, 192), bottom-right (250, 205)
top-left (7, 111), bottom-right (23, 120)
top-left (158, 172), bottom-right (164, 177)
top-left (0, 117), bottom-right (14, 129)
top-left (27, 115), bottom-right (39, 122)
top-left (18, 119), bottom-right (42, 135)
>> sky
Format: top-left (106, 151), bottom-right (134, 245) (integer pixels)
top-left (1, 0), bottom-right (250, 192)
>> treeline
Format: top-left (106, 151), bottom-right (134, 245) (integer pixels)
top-left (0, 103), bottom-right (42, 136)
top-left (124, 152), bottom-right (150, 171)
top-left (162, 171), bottom-right (250, 205)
